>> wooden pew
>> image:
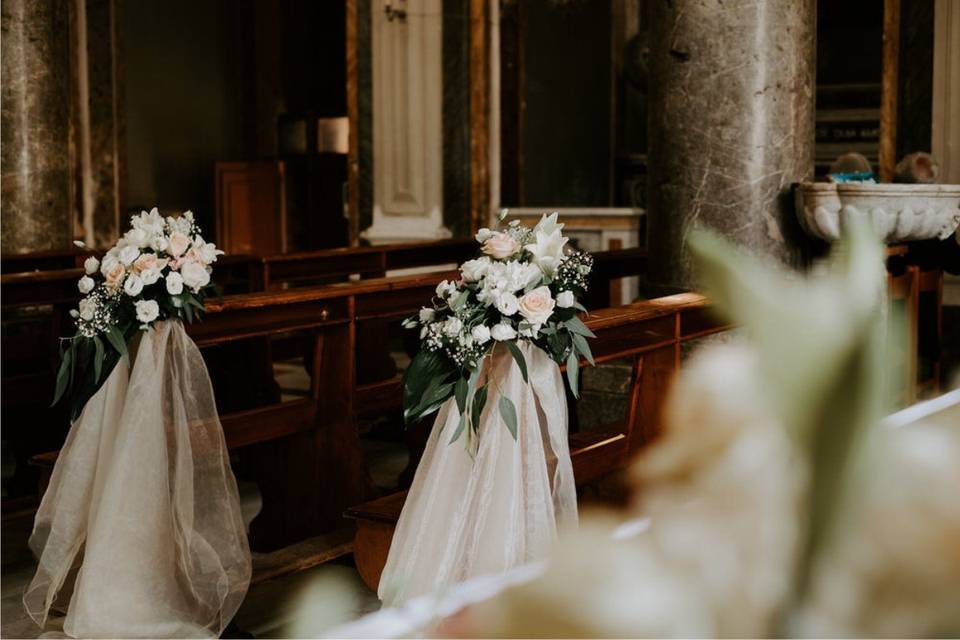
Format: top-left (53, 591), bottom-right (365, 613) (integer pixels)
top-left (16, 247), bottom-right (650, 547)
top-left (0, 240), bottom-right (477, 502)
top-left (261, 238), bottom-right (477, 289)
top-left (23, 274), bottom-right (436, 549)
top-left (1, 248), bottom-right (86, 274)
top-left (344, 292), bottom-right (730, 591)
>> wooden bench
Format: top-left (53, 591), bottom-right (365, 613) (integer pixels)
top-left (344, 292), bottom-right (729, 591)
top-left (16, 245), bottom-right (650, 545)
top-left (23, 272), bottom-right (452, 549)
top-left (1, 247), bottom-right (86, 274)
top-left (0, 240), bottom-right (479, 502)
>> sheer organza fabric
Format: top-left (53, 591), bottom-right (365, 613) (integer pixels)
top-left (24, 321), bottom-right (251, 638)
top-left (379, 342), bottom-right (577, 607)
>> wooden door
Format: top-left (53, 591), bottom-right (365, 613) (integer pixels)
top-left (215, 161), bottom-right (287, 256)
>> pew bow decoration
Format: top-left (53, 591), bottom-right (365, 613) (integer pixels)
top-left (401, 211), bottom-right (595, 443)
top-left (53, 208), bottom-right (223, 420)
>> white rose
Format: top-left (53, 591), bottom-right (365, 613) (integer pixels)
top-left (100, 254), bottom-right (119, 276)
top-left (471, 325), bottom-right (491, 344)
top-left (524, 229), bottom-right (568, 276)
top-left (491, 322), bottom-right (517, 342)
top-left (124, 228), bottom-right (148, 248)
top-left (180, 260), bottom-right (211, 292)
top-left (557, 290), bottom-right (575, 308)
top-left (496, 291), bottom-right (520, 316)
top-left (135, 299), bottom-right (160, 324)
top-left (443, 316), bottom-right (463, 337)
top-left (77, 276), bottom-right (95, 294)
top-left (482, 232), bottom-right (521, 260)
top-left (460, 257), bottom-right (491, 282)
top-left (118, 245), bottom-right (140, 266)
top-left (167, 231), bottom-right (191, 258)
top-left (123, 273), bottom-right (144, 297)
top-left (518, 285), bottom-right (556, 327)
top-left (419, 307), bottom-right (435, 323)
top-left (84, 256), bottom-right (100, 275)
top-left (475, 228), bottom-right (493, 243)
top-left (78, 297), bottom-right (96, 321)
top-left (166, 271), bottom-right (184, 295)
top-left (140, 268), bottom-right (162, 286)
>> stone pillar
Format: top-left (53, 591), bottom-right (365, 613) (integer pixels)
top-left (1, 0), bottom-right (73, 253)
top-left (646, 0), bottom-right (816, 293)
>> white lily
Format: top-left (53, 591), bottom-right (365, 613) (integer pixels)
top-left (524, 228), bottom-right (568, 276)
top-left (534, 211), bottom-right (564, 236)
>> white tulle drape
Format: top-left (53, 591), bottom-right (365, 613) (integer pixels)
top-left (24, 321), bottom-right (251, 638)
top-left (379, 342), bottom-right (577, 607)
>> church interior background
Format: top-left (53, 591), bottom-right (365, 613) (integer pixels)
top-left (2, 0), bottom-right (959, 637)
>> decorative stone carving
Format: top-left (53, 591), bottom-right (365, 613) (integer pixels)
top-left (796, 182), bottom-right (960, 243)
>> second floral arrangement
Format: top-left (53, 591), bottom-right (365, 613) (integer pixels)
top-left (54, 208), bottom-right (223, 420)
top-left (402, 211), bottom-right (595, 443)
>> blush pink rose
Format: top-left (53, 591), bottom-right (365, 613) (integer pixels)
top-left (481, 232), bottom-right (520, 259)
top-left (518, 285), bottom-right (556, 327)
top-left (103, 261), bottom-right (127, 289)
top-left (132, 252), bottom-right (167, 274)
top-left (166, 231), bottom-right (190, 258)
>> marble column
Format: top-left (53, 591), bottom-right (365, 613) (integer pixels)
top-left (1, 0), bottom-right (73, 253)
top-left (646, 0), bottom-right (816, 293)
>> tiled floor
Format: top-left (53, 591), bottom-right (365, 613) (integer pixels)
top-left (1, 359), bottom-right (634, 638)
top-left (1, 507), bottom-right (381, 639)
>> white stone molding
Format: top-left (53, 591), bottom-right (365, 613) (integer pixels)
top-left (363, 0), bottom-right (450, 244)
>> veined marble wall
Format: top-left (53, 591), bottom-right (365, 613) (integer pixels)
top-left (1, 0), bottom-right (73, 253)
top-left (1, 0), bottom-right (121, 254)
top-left (646, 0), bottom-right (817, 293)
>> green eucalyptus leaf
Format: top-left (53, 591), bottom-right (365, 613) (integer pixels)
top-left (93, 336), bottom-right (105, 383)
top-left (471, 383), bottom-right (488, 433)
top-left (498, 394), bottom-right (518, 440)
top-left (504, 341), bottom-right (529, 383)
top-left (51, 345), bottom-right (73, 407)
top-left (106, 326), bottom-right (130, 368)
top-left (571, 332), bottom-right (595, 367)
top-left (455, 375), bottom-right (469, 414)
top-left (449, 412), bottom-right (468, 444)
top-left (403, 349), bottom-right (455, 421)
top-left (564, 315), bottom-right (596, 338)
top-left (566, 348), bottom-right (580, 398)
top-left (405, 375), bottom-right (456, 424)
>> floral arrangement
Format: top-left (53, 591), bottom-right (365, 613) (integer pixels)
top-left (53, 208), bottom-right (223, 420)
top-left (401, 212), bottom-right (595, 442)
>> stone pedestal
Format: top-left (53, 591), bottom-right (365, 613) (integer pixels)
top-left (646, 0), bottom-right (816, 293)
top-left (1, 0), bottom-right (73, 253)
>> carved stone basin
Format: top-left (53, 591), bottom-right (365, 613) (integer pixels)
top-left (796, 182), bottom-right (960, 243)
